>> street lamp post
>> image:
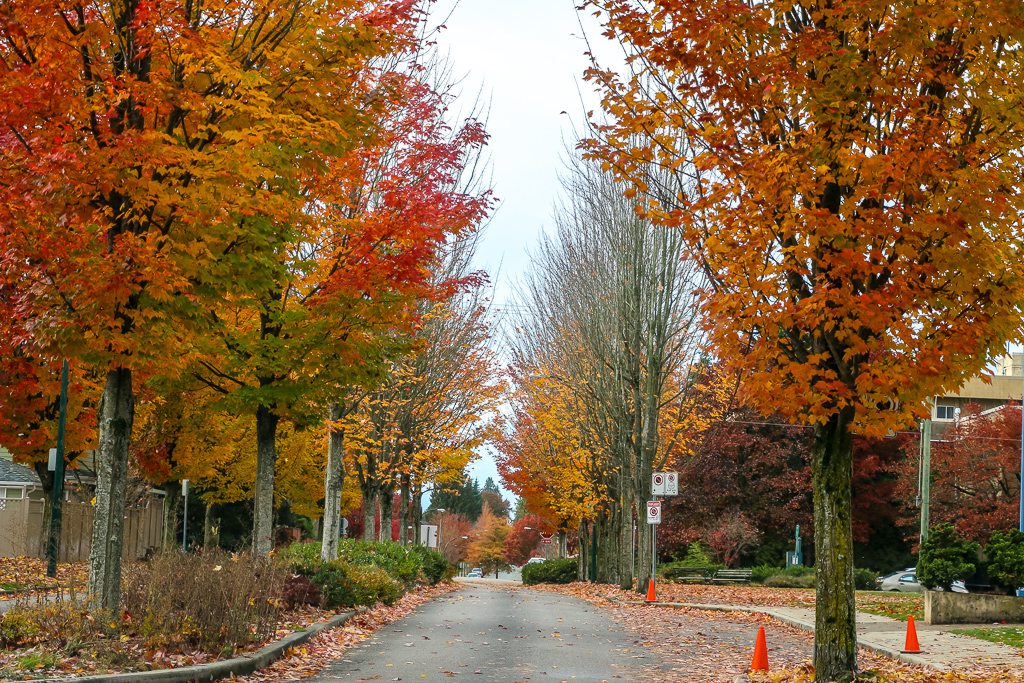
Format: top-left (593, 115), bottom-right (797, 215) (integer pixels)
top-left (434, 509), bottom-right (446, 551)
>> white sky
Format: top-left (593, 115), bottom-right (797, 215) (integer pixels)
top-left (427, 0), bottom-right (621, 500)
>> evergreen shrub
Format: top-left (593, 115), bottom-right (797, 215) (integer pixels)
top-left (521, 558), bottom-right (577, 585)
top-left (985, 529), bottom-right (1024, 595)
top-left (917, 523), bottom-right (978, 591)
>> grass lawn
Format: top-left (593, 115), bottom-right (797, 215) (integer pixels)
top-left (948, 626), bottom-right (1024, 649)
top-left (855, 590), bottom-right (924, 622)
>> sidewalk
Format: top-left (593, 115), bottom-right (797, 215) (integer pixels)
top-left (672, 601), bottom-right (1024, 671)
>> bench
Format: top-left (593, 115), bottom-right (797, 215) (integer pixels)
top-left (664, 567), bottom-right (713, 583)
top-left (709, 569), bottom-right (753, 584)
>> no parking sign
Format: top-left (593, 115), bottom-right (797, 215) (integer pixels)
top-left (652, 473), bottom-right (666, 495)
top-left (646, 500), bottom-right (662, 524)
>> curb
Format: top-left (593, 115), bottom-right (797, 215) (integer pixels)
top-left (40, 607), bottom-right (368, 683)
top-left (609, 598), bottom-right (940, 670)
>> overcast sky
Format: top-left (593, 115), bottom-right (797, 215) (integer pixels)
top-left (427, 0), bottom-right (619, 501)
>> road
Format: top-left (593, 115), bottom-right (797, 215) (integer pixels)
top-left (307, 582), bottom-right (671, 682)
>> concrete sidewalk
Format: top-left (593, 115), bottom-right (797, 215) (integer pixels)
top-left (674, 601), bottom-right (1024, 671)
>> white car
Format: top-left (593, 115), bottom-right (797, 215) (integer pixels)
top-left (878, 570), bottom-right (967, 593)
top-left (467, 568), bottom-right (483, 578)
top-left (524, 557), bottom-right (546, 566)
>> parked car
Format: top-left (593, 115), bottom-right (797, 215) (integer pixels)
top-left (524, 557), bottom-right (546, 566)
top-left (467, 568), bottom-right (483, 578)
top-left (878, 569), bottom-right (967, 593)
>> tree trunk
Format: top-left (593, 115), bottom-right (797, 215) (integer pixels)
top-left (162, 483), bottom-right (180, 551)
top-left (379, 485), bottom-right (394, 542)
top-left (412, 489), bottom-right (423, 544)
top-left (812, 407), bottom-right (858, 681)
top-left (88, 367), bottom-right (134, 612)
top-left (577, 519), bottom-right (588, 580)
top-left (252, 404), bottom-right (279, 555)
top-left (321, 402), bottom-right (345, 561)
top-left (619, 486), bottom-right (634, 590)
top-left (399, 472), bottom-right (410, 545)
top-left (203, 501), bottom-right (218, 550)
top-left (32, 462), bottom-right (55, 562)
top-left (362, 485), bottom-right (378, 541)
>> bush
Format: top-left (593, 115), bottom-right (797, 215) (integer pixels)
top-left (308, 561), bottom-right (357, 608)
top-left (521, 558), bottom-right (577, 586)
top-left (120, 549), bottom-right (285, 654)
top-left (679, 542), bottom-right (717, 567)
top-left (0, 612), bottom-right (38, 648)
top-left (985, 529), bottom-right (1024, 595)
top-left (854, 568), bottom-right (879, 591)
top-left (751, 564), bottom-right (783, 583)
top-left (407, 545), bottom-right (456, 585)
top-left (346, 565), bottom-right (403, 606)
top-left (917, 523), bottom-right (978, 591)
top-left (763, 573), bottom-right (815, 589)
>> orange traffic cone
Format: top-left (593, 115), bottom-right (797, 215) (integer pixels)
top-left (645, 578), bottom-right (657, 603)
top-left (902, 615), bottom-right (921, 654)
top-left (750, 626), bottom-right (769, 672)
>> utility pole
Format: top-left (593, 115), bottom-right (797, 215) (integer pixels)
top-left (45, 359), bottom-right (69, 578)
top-left (919, 418), bottom-right (932, 544)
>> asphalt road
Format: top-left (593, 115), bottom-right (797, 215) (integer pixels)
top-left (307, 583), bottom-right (669, 682)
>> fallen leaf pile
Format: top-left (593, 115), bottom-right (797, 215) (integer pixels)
top-left (751, 663), bottom-right (1024, 683)
top-left (0, 557), bottom-right (87, 595)
top-left (531, 583), bottom-right (1022, 683)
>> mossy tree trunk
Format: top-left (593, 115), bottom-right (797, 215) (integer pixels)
top-left (811, 405), bottom-right (858, 680)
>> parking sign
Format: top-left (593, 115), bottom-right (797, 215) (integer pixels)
top-left (652, 473), bottom-right (666, 495)
top-left (646, 500), bottom-right (662, 524)
top-left (666, 472), bottom-right (678, 496)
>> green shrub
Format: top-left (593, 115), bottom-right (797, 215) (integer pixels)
top-left (751, 564), bottom-right (783, 583)
top-left (763, 573), bottom-right (815, 589)
top-left (338, 540), bottom-right (422, 588)
top-left (854, 568), bottom-right (879, 591)
top-left (985, 529), bottom-right (1024, 595)
top-left (917, 523), bottom-right (978, 591)
top-left (347, 565), bottom-right (403, 606)
top-left (679, 542), bottom-right (717, 567)
top-left (310, 560), bottom-right (357, 608)
top-left (521, 558), bottom-right (577, 586)
top-left (780, 565), bottom-right (814, 577)
top-left (407, 546), bottom-right (456, 585)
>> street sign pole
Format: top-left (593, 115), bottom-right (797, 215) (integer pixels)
top-left (46, 359), bottom-right (69, 579)
top-left (182, 479), bottom-right (190, 550)
top-left (651, 496), bottom-right (657, 596)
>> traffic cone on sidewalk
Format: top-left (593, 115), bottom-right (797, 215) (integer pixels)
top-left (645, 578), bottom-right (657, 603)
top-left (902, 615), bottom-right (922, 654)
top-left (750, 626), bottom-right (769, 672)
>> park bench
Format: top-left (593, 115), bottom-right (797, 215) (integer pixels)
top-left (664, 567), bottom-right (713, 583)
top-left (709, 569), bottom-right (753, 584)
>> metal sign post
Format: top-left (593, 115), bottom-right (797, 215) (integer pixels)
top-left (647, 499), bottom-right (661, 595)
top-left (182, 479), bottom-right (190, 550)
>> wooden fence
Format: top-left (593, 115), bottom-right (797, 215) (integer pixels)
top-left (0, 496), bottom-right (163, 562)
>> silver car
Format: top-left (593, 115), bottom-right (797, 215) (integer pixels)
top-left (878, 570), bottom-right (967, 593)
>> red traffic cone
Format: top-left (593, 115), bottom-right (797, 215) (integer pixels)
top-left (645, 578), bottom-right (657, 602)
top-left (902, 615), bottom-right (921, 653)
top-left (750, 626), bottom-right (769, 672)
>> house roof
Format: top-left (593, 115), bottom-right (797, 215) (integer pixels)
top-left (0, 458), bottom-right (40, 486)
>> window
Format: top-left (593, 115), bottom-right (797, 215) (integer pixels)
top-left (899, 574), bottom-right (916, 583)
top-left (936, 405), bottom-right (956, 420)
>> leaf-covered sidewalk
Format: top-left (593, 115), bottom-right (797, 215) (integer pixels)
top-left (0, 558), bottom-right (87, 596)
top-left (529, 582), bottom-right (1024, 683)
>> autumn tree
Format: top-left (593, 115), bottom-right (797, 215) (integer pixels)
top-left (0, 0), bottom-right (427, 609)
top-left (504, 514), bottom-right (541, 565)
top-left (920, 403), bottom-right (1023, 544)
top-left (507, 149), bottom-right (709, 589)
top-left (466, 507), bottom-right (512, 576)
top-left (586, 2), bottom-right (1024, 676)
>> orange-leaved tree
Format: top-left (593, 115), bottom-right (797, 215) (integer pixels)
top-left (0, 0), bottom-right (420, 610)
top-left (586, 1), bottom-right (1024, 676)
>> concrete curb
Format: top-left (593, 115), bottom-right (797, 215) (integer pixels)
top-left (609, 598), bottom-right (939, 670)
top-left (41, 607), bottom-right (369, 683)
